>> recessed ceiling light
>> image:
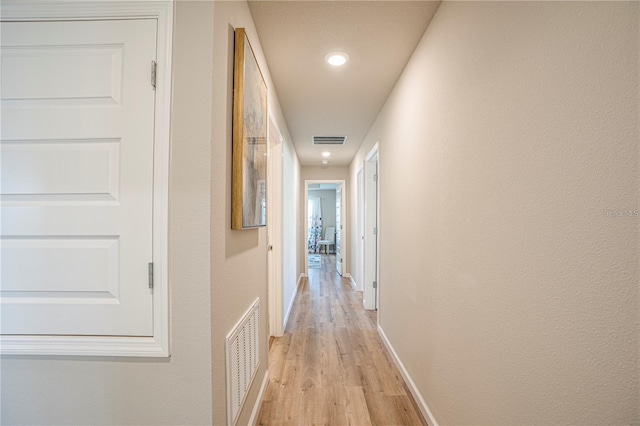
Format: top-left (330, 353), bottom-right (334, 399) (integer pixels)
top-left (325, 52), bottom-right (349, 67)
top-left (322, 160), bottom-right (329, 165)
top-left (322, 151), bottom-right (331, 157)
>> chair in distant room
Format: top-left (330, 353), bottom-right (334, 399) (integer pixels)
top-left (317, 226), bottom-right (336, 254)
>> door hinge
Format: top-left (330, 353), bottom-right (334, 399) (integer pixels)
top-left (374, 174), bottom-right (378, 182)
top-left (373, 227), bottom-right (378, 235)
top-left (148, 262), bottom-right (154, 289)
top-left (151, 60), bottom-right (157, 90)
top-left (373, 281), bottom-right (378, 289)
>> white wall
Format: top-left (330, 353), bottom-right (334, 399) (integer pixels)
top-left (309, 189), bottom-right (337, 231)
top-left (210, 2), bottom-right (295, 425)
top-left (350, 2), bottom-right (639, 424)
top-left (1, 3), bottom-right (214, 424)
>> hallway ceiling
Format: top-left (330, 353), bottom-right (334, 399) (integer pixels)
top-left (248, 1), bottom-right (441, 166)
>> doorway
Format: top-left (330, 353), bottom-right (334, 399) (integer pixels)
top-left (305, 180), bottom-right (346, 278)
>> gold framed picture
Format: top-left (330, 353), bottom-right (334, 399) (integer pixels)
top-left (232, 28), bottom-right (268, 230)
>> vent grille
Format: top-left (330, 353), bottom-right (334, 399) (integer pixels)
top-left (313, 136), bottom-right (347, 145)
top-left (226, 298), bottom-right (261, 425)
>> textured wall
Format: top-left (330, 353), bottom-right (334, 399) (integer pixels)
top-left (0, 3), bottom-right (214, 424)
top-left (350, 2), bottom-right (639, 424)
top-left (210, 2), bottom-right (294, 424)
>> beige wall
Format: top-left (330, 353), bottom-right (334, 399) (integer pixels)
top-left (350, 2), bottom-right (639, 424)
top-left (0, 1), bottom-right (297, 424)
top-left (0, 3), bottom-right (214, 424)
top-left (211, 1), bottom-right (294, 424)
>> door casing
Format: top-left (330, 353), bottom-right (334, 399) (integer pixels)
top-left (304, 180), bottom-right (347, 279)
top-left (0, 1), bottom-right (173, 357)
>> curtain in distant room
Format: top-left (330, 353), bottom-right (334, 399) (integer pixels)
top-left (308, 197), bottom-right (322, 253)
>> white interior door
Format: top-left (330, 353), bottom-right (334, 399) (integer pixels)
top-left (335, 184), bottom-right (343, 275)
top-left (364, 150), bottom-right (379, 310)
top-left (357, 167), bottom-right (364, 291)
top-left (373, 161), bottom-right (378, 308)
top-left (1, 19), bottom-right (158, 336)
top-left (267, 114), bottom-right (283, 337)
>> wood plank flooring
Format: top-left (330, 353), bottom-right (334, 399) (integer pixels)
top-left (257, 255), bottom-right (427, 426)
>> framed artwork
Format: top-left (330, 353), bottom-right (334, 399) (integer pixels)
top-left (232, 27), bottom-right (268, 230)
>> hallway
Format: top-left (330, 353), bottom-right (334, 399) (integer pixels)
top-left (257, 255), bottom-right (426, 425)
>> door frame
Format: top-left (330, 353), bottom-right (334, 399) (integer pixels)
top-left (0, 1), bottom-right (173, 357)
top-left (304, 179), bottom-right (347, 278)
top-left (363, 143), bottom-right (379, 310)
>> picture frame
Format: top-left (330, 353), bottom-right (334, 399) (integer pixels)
top-left (232, 27), bottom-right (268, 230)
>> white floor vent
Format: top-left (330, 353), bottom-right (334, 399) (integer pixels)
top-left (226, 298), bottom-right (261, 425)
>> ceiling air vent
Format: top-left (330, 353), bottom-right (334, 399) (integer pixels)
top-left (313, 136), bottom-right (347, 145)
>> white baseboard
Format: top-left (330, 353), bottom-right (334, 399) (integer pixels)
top-left (283, 296), bottom-right (295, 332)
top-left (248, 369), bottom-right (269, 426)
top-left (283, 274), bottom-right (305, 330)
top-left (377, 325), bottom-right (439, 426)
top-left (349, 275), bottom-right (357, 290)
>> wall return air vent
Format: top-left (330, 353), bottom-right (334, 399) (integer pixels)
top-left (313, 136), bottom-right (347, 145)
top-left (226, 298), bottom-right (261, 425)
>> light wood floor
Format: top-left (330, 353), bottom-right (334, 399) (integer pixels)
top-left (257, 254), bottom-right (427, 425)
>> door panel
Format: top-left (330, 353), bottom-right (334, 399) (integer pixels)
top-left (357, 168), bottom-right (364, 291)
top-left (2, 44), bottom-right (122, 106)
top-left (2, 141), bottom-right (119, 196)
top-left (1, 19), bottom-right (157, 336)
top-left (364, 154), bottom-right (378, 310)
top-left (267, 118), bottom-right (284, 337)
top-left (336, 185), bottom-right (342, 275)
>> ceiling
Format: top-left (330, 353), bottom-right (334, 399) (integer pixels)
top-left (248, 1), bottom-right (441, 166)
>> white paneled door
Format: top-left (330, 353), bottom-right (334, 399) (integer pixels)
top-left (1, 19), bottom-right (158, 336)
top-left (336, 184), bottom-right (343, 276)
